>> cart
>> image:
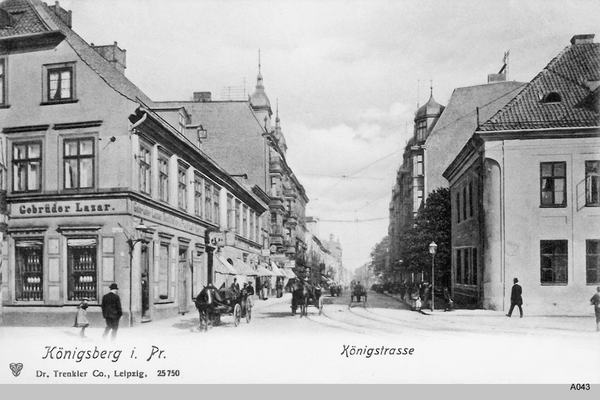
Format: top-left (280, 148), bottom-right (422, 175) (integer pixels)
top-left (195, 286), bottom-right (252, 331)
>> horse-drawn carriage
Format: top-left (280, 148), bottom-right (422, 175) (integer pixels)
top-left (195, 284), bottom-right (252, 331)
top-left (349, 281), bottom-right (367, 305)
top-left (291, 280), bottom-right (324, 317)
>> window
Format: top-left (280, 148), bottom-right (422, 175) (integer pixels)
top-left (415, 154), bottom-right (423, 176)
top-left (456, 191), bottom-right (461, 223)
top-left (235, 200), bottom-right (241, 233)
top-left (158, 155), bottom-right (169, 203)
top-left (204, 183), bottom-right (212, 222)
top-left (48, 66), bottom-right (73, 101)
top-left (462, 186), bottom-right (468, 221)
top-left (455, 247), bottom-right (477, 285)
top-left (416, 119), bottom-right (427, 142)
top-left (227, 195), bottom-right (235, 229)
top-left (243, 205), bottom-right (248, 238)
top-left (586, 240), bottom-right (600, 284)
top-left (585, 161), bottom-right (599, 206)
top-left (0, 58), bottom-right (6, 105)
top-left (64, 138), bottom-right (94, 189)
top-left (540, 162), bottom-right (566, 207)
top-left (212, 186), bottom-right (220, 225)
top-left (250, 211), bottom-right (255, 242)
top-left (13, 142), bottom-right (42, 192)
top-left (178, 166), bottom-right (187, 210)
top-left (15, 239), bottom-right (44, 301)
top-left (138, 143), bottom-right (152, 195)
top-left (158, 243), bottom-right (170, 300)
top-left (540, 240), bottom-right (568, 284)
top-left (67, 238), bottom-right (97, 301)
top-left (468, 182), bottom-right (474, 217)
top-left (194, 174), bottom-right (203, 217)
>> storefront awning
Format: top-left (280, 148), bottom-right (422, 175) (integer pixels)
top-left (255, 264), bottom-right (274, 276)
top-left (284, 268), bottom-right (297, 279)
top-left (234, 259), bottom-right (259, 276)
top-left (214, 254), bottom-right (239, 275)
top-left (270, 262), bottom-right (287, 277)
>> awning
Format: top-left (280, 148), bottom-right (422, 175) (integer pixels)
top-left (284, 268), bottom-right (297, 279)
top-left (255, 264), bottom-right (274, 276)
top-left (270, 262), bottom-right (287, 277)
top-left (234, 259), bottom-right (258, 276)
top-left (214, 254), bottom-right (239, 275)
top-left (321, 274), bottom-right (335, 284)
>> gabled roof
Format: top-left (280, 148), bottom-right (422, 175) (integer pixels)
top-left (479, 35), bottom-right (600, 131)
top-left (0, 0), bottom-right (153, 105)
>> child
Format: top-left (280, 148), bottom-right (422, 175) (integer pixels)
top-left (74, 299), bottom-right (90, 338)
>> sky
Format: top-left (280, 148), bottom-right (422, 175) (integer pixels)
top-left (59, 0), bottom-right (600, 273)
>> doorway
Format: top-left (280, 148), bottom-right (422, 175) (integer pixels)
top-left (141, 244), bottom-right (151, 322)
top-left (178, 247), bottom-right (189, 314)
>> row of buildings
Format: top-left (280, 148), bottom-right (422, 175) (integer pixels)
top-left (388, 34), bottom-right (599, 315)
top-left (0, 0), bottom-right (344, 326)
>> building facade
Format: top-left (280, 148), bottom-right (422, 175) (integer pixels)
top-left (0, 0), bottom-right (268, 326)
top-left (444, 34), bottom-right (600, 314)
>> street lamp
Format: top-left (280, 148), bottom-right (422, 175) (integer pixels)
top-left (429, 242), bottom-right (437, 312)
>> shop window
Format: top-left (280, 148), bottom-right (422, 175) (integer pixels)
top-left (15, 239), bottom-right (44, 301)
top-left (540, 162), bottom-right (566, 207)
top-left (585, 161), bottom-right (600, 206)
top-left (540, 240), bottom-right (568, 284)
top-left (158, 155), bottom-right (169, 203)
top-left (138, 143), bottom-right (152, 195)
top-left (178, 166), bottom-right (187, 210)
top-left (67, 238), bottom-right (97, 301)
top-left (158, 243), bottom-right (170, 300)
top-left (586, 240), bottom-right (600, 284)
top-left (12, 142), bottom-right (42, 192)
top-left (64, 138), bottom-right (94, 189)
top-left (194, 174), bottom-right (203, 218)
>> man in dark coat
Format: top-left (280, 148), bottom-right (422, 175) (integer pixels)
top-left (590, 286), bottom-right (600, 332)
top-left (506, 278), bottom-right (523, 318)
top-left (101, 283), bottom-right (123, 341)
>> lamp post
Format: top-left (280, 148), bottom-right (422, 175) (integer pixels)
top-left (121, 220), bottom-right (149, 327)
top-left (429, 242), bottom-right (437, 312)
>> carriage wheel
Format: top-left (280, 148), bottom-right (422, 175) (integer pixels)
top-left (318, 297), bottom-right (324, 315)
top-left (234, 304), bottom-right (241, 327)
top-left (245, 303), bottom-right (252, 323)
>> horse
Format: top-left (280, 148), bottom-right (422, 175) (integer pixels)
top-left (298, 280), bottom-right (322, 317)
top-left (195, 285), bottom-right (226, 330)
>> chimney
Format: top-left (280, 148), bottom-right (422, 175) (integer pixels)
top-left (487, 73), bottom-right (506, 83)
top-left (49, 1), bottom-right (72, 28)
top-left (92, 42), bottom-right (127, 74)
top-left (571, 34), bottom-right (595, 45)
top-left (193, 92), bottom-right (212, 102)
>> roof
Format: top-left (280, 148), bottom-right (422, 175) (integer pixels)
top-left (479, 35), bottom-right (600, 131)
top-left (0, 0), bottom-right (153, 105)
top-left (416, 93), bottom-right (444, 119)
top-left (250, 71), bottom-right (272, 111)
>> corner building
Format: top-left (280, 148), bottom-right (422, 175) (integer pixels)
top-left (0, 0), bottom-right (267, 326)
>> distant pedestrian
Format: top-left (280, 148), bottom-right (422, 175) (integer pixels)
top-left (74, 299), bottom-right (90, 338)
top-left (443, 287), bottom-right (454, 312)
top-left (506, 278), bottom-right (523, 318)
top-left (101, 283), bottom-right (123, 341)
top-left (590, 286), bottom-right (600, 332)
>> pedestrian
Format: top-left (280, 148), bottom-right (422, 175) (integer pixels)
top-left (590, 286), bottom-right (600, 332)
top-left (101, 283), bottom-right (123, 341)
top-left (506, 278), bottom-right (523, 318)
top-left (443, 286), bottom-right (454, 312)
top-left (230, 277), bottom-right (240, 294)
top-left (74, 298), bottom-right (90, 338)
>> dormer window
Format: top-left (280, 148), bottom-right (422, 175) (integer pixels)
top-left (543, 92), bottom-right (562, 103)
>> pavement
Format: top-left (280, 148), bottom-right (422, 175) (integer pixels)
top-left (382, 292), bottom-right (599, 335)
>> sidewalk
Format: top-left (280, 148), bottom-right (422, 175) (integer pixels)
top-left (384, 292), bottom-right (598, 334)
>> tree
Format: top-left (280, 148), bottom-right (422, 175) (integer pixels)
top-left (398, 187), bottom-right (451, 286)
top-left (369, 236), bottom-right (390, 280)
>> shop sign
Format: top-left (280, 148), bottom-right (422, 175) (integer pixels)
top-left (13, 200), bottom-right (122, 217)
top-left (207, 231), bottom-right (225, 247)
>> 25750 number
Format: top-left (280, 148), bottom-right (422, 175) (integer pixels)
top-left (157, 370), bottom-right (180, 377)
